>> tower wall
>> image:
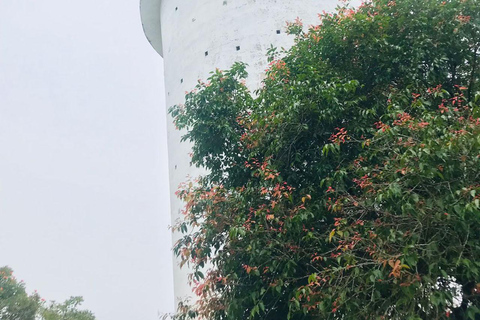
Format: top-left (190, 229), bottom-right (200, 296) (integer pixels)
top-left (141, 0), bottom-right (339, 307)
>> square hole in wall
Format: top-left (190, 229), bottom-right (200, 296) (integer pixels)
top-left (180, 78), bottom-right (183, 83)
top-left (236, 46), bottom-right (240, 51)
top-left (175, 7), bottom-right (178, 11)
top-left (205, 51), bottom-right (208, 56)
top-left (276, 29), bottom-right (281, 34)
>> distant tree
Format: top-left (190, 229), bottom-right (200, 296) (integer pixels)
top-left (40, 296), bottom-right (95, 320)
top-left (170, 0), bottom-right (480, 319)
top-left (0, 266), bottom-right (95, 320)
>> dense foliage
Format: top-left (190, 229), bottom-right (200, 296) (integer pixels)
top-left (169, 0), bottom-right (480, 319)
top-left (0, 267), bottom-right (39, 320)
top-left (0, 266), bottom-right (95, 320)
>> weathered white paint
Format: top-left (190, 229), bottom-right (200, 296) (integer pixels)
top-left (140, 0), bottom-right (340, 308)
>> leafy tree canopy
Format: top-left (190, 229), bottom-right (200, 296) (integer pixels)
top-left (40, 297), bottom-right (95, 320)
top-left (0, 266), bottom-right (95, 320)
top-left (0, 267), bottom-right (39, 320)
top-left (170, 0), bottom-right (480, 319)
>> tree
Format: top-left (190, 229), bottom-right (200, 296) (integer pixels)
top-left (170, 0), bottom-right (480, 319)
top-left (0, 266), bottom-right (95, 320)
top-left (0, 266), bottom-right (40, 320)
top-left (40, 296), bottom-right (95, 320)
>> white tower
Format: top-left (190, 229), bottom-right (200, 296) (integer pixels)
top-left (140, 0), bottom-right (338, 308)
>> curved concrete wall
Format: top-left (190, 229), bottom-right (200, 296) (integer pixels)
top-left (140, 0), bottom-right (163, 55)
top-left (142, 0), bottom-right (340, 308)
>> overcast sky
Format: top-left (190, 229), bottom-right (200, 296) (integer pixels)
top-left (0, 1), bottom-right (174, 319)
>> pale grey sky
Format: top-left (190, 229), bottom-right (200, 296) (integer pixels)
top-left (0, 1), bottom-right (174, 319)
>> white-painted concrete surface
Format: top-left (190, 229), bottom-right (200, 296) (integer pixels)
top-left (140, 0), bottom-right (340, 308)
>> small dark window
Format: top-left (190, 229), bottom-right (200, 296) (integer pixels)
top-left (276, 29), bottom-right (281, 34)
top-left (175, 7), bottom-right (178, 11)
top-left (236, 46), bottom-right (240, 51)
top-left (180, 78), bottom-right (183, 83)
top-left (205, 51), bottom-right (208, 56)
top-left (175, 165), bottom-right (177, 169)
